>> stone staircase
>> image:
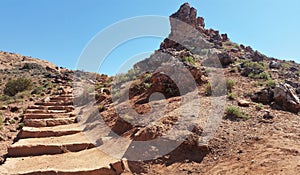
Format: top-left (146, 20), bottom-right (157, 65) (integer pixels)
top-left (0, 87), bottom-right (125, 175)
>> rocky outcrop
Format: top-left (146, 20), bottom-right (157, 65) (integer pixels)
top-left (160, 3), bottom-right (227, 51)
top-left (251, 83), bottom-right (300, 113)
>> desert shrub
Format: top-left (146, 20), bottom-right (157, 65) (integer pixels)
top-left (185, 56), bottom-right (195, 65)
top-left (205, 83), bottom-right (212, 96)
top-left (228, 92), bottom-right (237, 100)
top-left (266, 79), bottom-right (276, 87)
top-left (256, 72), bottom-right (271, 80)
top-left (241, 61), bottom-right (266, 77)
top-left (98, 105), bottom-right (104, 112)
top-left (226, 79), bottom-right (235, 92)
top-left (225, 106), bottom-right (248, 120)
top-left (114, 68), bottom-right (140, 86)
top-left (4, 78), bottom-right (32, 96)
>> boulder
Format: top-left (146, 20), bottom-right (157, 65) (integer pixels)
top-left (269, 61), bottom-right (281, 69)
top-left (251, 83), bottom-right (300, 113)
top-left (273, 83), bottom-right (300, 113)
top-left (251, 88), bottom-right (274, 105)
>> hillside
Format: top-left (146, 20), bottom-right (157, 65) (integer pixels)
top-left (0, 2), bottom-right (300, 175)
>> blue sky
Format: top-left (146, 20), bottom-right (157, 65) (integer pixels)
top-left (0, 0), bottom-right (299, 75)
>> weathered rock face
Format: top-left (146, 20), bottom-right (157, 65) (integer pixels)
top-left (170, 3), bottom-right (198, 27)
top-left (273, 83), bottom-right (300, 113)
top-left (251, 88), bottom-right (274, 105)
top-left (160, 3), bottom-right (224, 51)
top-left (251, 83), bottom-right (300, 113)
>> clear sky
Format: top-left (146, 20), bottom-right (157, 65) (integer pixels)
top-left (0, 0), bottom-right (299, 75)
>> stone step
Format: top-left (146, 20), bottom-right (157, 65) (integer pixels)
top-left (26, 109), bottom-right (68, 114)
top-left (48, 106), bottom-right (75, 112)
top-left (0, 148), bottom-right (124, 175)
top-left (24, 117), bottom-right (77, 127)
top-left (60, 94), bottom-right (73, 98)
top-left (35, 101), bottom-right (73, 106)
top-left (8, 133), bottom-right (95, 157)
top-left (27, 105), bottom-right (46, 110)
top-left (27, 105), bottom-right (74, 112)
top-left (20, 124), bottom-right (82, 138)
top-left (50, 96), bottom-right (74, 101)
top-left (24, 113), bottom-right (75, 119)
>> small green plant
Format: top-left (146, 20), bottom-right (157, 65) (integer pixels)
top-left (257, 72), bottom-right (271, 80)
top-left (225, 106), bottom-right (249, 120)
top-left (4, 78), bottom-right (32, 96)
top-left (143, 73), bottom-right (152, 82)
top-left (98, 105), bottom-right (104, 112)
top-left (185, 56), bottom-right (195, 65)
top-left (255, 103), bottom-right (264, 110)
top-left (205, 83), bottom-right (212, 96)
top-left (18, 122), bottom-right (25, 129)
top-left (226, 79), bottom-right (235, 93)
top-left (266, 79), bottom-right (276, 87)
top-left (0, 117), bottom-right (3, 127)
top-left (228, 92), bottom-right (237, 100)
top-left (242, 61), bottom-right (267, 78)
top-left (144, 83), bottom-right (152, 89)
top-left (9, 119), bottom-right (16, 124)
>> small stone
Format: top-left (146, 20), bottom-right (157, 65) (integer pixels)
top-left (263, 110), bottom-right (274, 120)
top-left (238, 100), bottom-right (251, 107)
top-left (9, 106), bottom-right (19, 113)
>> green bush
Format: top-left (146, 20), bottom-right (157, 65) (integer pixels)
top-left (4, 78), bottom-right (32, 96)
top-left (225, 106), bottom-right (248, 120)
